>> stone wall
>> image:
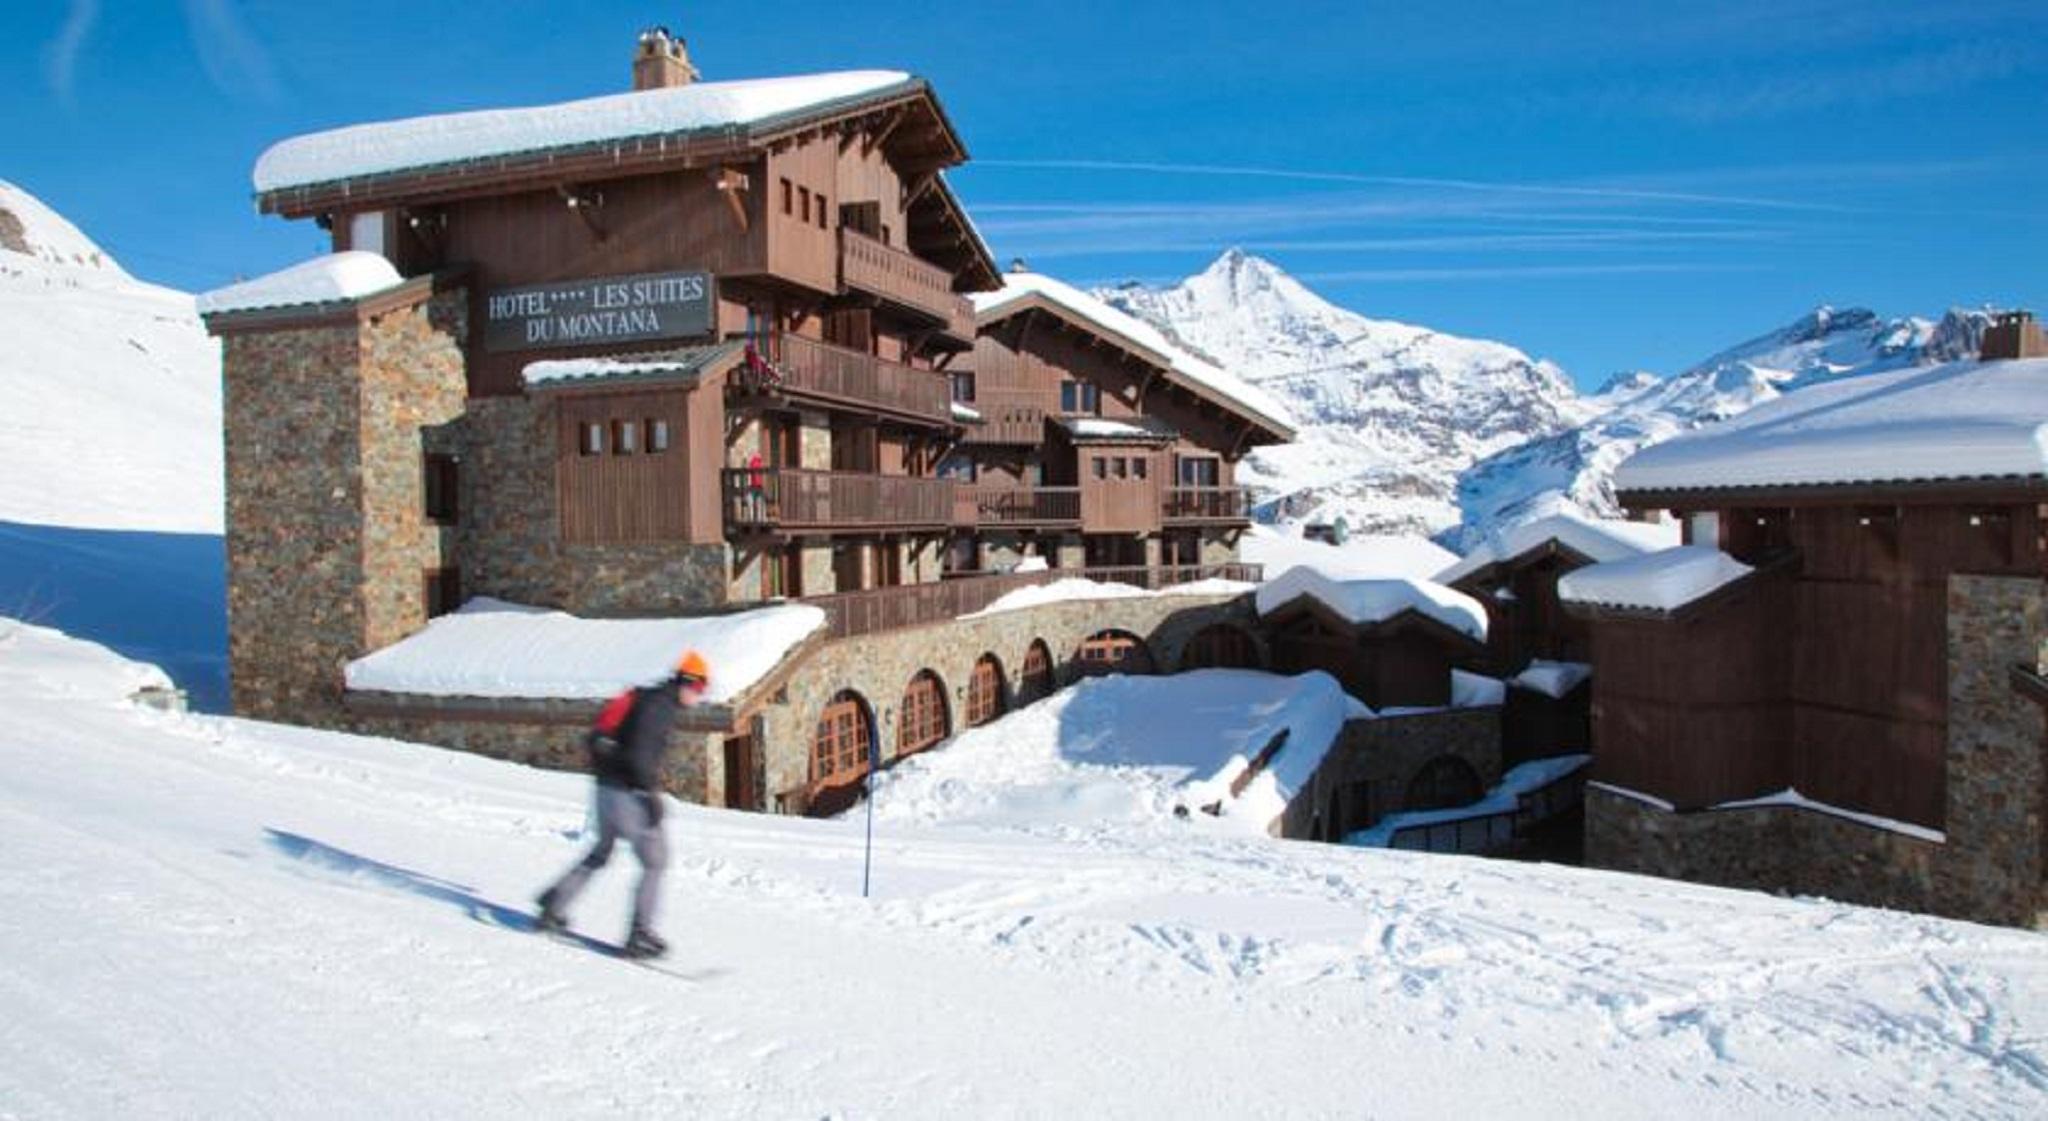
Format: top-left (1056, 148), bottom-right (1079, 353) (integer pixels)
top-left (745, 591), bottom-right (1262, 807)
top-left (1585, 572), bottom-right (2047, 928)
top-left (1280, 708), bottom-right (1502, 841)
top-left (347, 707), bottom-right (715, 801)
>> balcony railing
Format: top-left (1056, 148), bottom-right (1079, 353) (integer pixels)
top-left (723, 468), bottom-right (956, 531)
top-left (957, 401), bottom-right (1047, 446)
top-left (732, 334), bottom-right (953, 426)
top-left (840, 228), bottom-right (976, 341)
top-left (1163, 486), bottom-right (1255, 523)
top-left (807, 564), bottom-right (1264, 640)
top-left (967, 485), bottom-right (1082, 526)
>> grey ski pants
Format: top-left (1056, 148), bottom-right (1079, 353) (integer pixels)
top-left (547, 784), bottom-right (668, 932)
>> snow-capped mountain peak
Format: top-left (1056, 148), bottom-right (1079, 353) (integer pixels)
top-left (0, 179), bottom-right (128, 277)
top-left (1099, 251), bottom-right (1589, 536)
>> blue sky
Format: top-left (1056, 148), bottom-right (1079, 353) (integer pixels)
top-left (7, 0), bottom-right (2045, 386)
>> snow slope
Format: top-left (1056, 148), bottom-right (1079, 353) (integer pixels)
top-left (6, 621), bottom-right (2046, 1119)
top-left (0, 181), bottom-right (221, 534)
top-left (1101, 250), bottom-right (1591, 537)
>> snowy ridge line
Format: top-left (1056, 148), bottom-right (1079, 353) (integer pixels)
top-left (1591, 780), bottom-right (1947, 843)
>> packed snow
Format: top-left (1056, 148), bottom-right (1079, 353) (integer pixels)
top-left (7, 623), bottom-right (2046, 1118)
top-left (1065, 417), bottom-right (1166, 440)
top-left (1241, 523), bottom-right (1458, 582)
top-left (975, 267), bottom-right (1297, 437)
top-left (1256, 566), bottom-right (1488, 640)
top-left (342, 597), bottom-right (825, 704)
top-left (0, 182), bottom-right (222, 534)
top-left (195, 252), bottom-right (404, 316)
top-left (254, 71), bottom-right (919, 192)
top-left (1616, 358), bottom-right (2048, 493)
top-left (961, 576), bottom-right (1252, 618)
top-left (1437, 510), bottom-right (1680, 585)
top-left (1557, 546), bottom-right (1755, 612)
top-left (1510, 659), bottom-right (1594, 698)
top-left (1712, 788), bottom-right (1948, 845)
top-left (868, 670), bottom-right (1363, 834)
top-left (1346, 754), bottom-right (1592, 848)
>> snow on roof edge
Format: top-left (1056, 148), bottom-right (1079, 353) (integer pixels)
top-left (196, 252), bottom-right (408, 317)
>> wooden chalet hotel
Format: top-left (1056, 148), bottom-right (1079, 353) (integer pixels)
top-left (199, 29), bottom-right (1288, 814)
top-left (1558, 316), bottom-right (2048, 927)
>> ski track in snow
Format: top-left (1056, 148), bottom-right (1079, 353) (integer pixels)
top-left (2, 628), bottom-right (2046, 1118)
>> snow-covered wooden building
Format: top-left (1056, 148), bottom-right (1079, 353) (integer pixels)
top-left (1564, 329), bottom-right (2048, 927)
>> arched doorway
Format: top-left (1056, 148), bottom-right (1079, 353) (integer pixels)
top-left (808, 689), bottom-right (874, 816)
top-left (966, 653), bottom-right (1007, 727)
top-left (897, 669), bottom-right (951, 758)
top-left (1018, 639), bottom-right (1055, 703)
top-left (1075, 629), bottom-right (1155, 677)
top-left (1178, 623), bottom-right (1261, 671)
top-left (1404, 756), bottom-right (1483, 813)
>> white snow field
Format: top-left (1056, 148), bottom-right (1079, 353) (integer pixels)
top-left (4, 621), bottom-right (2047, 1119)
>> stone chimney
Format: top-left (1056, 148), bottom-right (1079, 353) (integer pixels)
top-left (633, 26), bottom-right (699, 90)
top-left (1980, 310), bottom-right (2048, 361)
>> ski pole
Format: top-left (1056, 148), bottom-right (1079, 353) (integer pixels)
top-left (862, 733), bottom-right (879, 898)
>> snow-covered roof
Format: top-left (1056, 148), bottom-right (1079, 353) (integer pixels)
top-left (342, 597), bottom-right (825, 705)
top-left (1255, 567), bottom-right (1488, 641)
top-left (1556, 546), bottom-right (1754, 613)
top-left (1240, 526), bottom-right (1458, 583)
top-left (1615, 357), bottom-right (2048, 496)
top-left (254, 71), bottom-right (921, 194)
top-left (972, 270), bottom-right (1296, 439)
top-left (196, 252), bottom-right (405, 317)
top-left (1508, 659), bottom-right (1592, 699)
top-left (950, 400), bottom-right (983, 423)
top-left (522, 341), bottom-right (744, 390)
top-left (961, 576), bottom-right (1253, 619)
top-left (1437, 512), bottom-right (1680, 586)
top-left (1056, 416), bottom-right (1180, 443)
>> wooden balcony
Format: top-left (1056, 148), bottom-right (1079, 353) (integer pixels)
top-left (1163, 486), bottom-right (1255, 524)
top-left (732, 334), bottom-right (954, 427)
top-left (839, 228), bottom-right (976, 342)
top-left (722, 468), bottom-right (956, 532)
top-left (966, 485), bottom-right (1082, 527)
top-left (957, 400), bottom-right (1047, 446)
top-left (808, 564), bottom-right (1264, 640)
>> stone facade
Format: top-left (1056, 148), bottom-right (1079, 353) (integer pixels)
top-left (221, 290), bottom-right (467, 723)
top-left (1586, 573), bottom-right (2046, 928)
top-left (1280, 708), bottom-right (1502, 841)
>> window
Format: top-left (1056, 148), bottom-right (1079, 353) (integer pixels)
top-left (1075, 629), bottom-right (1154, 677)
top-left (1061, 381), bottom-right (1077, 413)
top-left (1019, 640), bottom-right (1054, 703)
top-left (579, 421), bottom-right (605, 457)
top-left (816, 196), bottom-right (829, 230)
top-left (1132, 458), bottom-right (1148, 480)
top-left (780, 178), bottom-right (793, 216)
top-left (951, 371), bottom-right (976, 403)
top-left (610, 418), bottom-right (638, 455)
top-left (762, 546), bottom-right (800, 599)
top-left (880, 224), bottom-right (892, 247)
top-left (423, 453), bottom-right (459, 525)
top-left (645, 418), bottom-right (671, 454)
top-left (799, 186), bottom-right (812, 223)
top-left (966, 655), bottom-right (1006, 727)
top-left (812, 691), bottom-right (873, 785)
top-left (1112, 457), bottom-right (1129, 479)
top-left (897, 670), bottom-right (951, 757)
top-left (936, 454), bottom-right (976, 482)
top-left (1059, 380), bottom-right (1100, 413)
top-left (1688, 510), bottom-right (1721, 548)
top-left (423, 567), bottom-right (462, 619)
top-left (1177, 456), bottom-right (1219, 487)
top-left (1092, 457), bottom-right (1107, 480)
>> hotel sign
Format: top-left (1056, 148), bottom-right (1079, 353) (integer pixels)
top-left (483, 270), bottom-right (715, 352)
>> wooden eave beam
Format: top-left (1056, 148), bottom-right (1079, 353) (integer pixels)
top-left (711, 166), bottom-right (751, 232)
top-left (863, 109), bottom-right (906, 157)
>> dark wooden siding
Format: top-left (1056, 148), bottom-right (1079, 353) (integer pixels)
top-left (556, 388), bottom-right (697, 544)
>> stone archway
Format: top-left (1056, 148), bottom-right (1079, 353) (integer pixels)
top-left (1075, 628), bottom-right (1155, 678)
top-left (1404, 755), bottom-right (1483, 813)
top-left (1018, 638), bottom-right (1055, 703)
top-left (966, 653), bottom-right (1007, 727)
top-left (897, 669), bottom-right (951, 758)
top-left (807, 688), bottom-right (875, 816)
top-left (1178, 622), bottom-right (1263, 671)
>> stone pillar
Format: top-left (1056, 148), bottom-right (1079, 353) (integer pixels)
top-left (799, 409), bottom-right (832, 471)
top-left (1942, 575), bottom-right (2048, 925)
top-left (801, 538), bottom-right (835, 595)
top-left (1055, 535), bottom-right (1085, 570)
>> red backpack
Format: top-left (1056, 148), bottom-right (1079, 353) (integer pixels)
top-left (585, 688), bottom-right (637, 770)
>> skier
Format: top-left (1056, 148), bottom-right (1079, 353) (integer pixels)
top-left (535, 650), bottom-right (711, 959)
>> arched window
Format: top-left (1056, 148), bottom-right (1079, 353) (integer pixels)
top-left (1404, 756), bottom-right (1483, 813)
top-left (1018, 639), bottom-right (1055, 703)
top-left (1178, 623), bottom-right (1260, 671)
top-left (897, 670), bottom-right (951, 757)
top-left (1074, 629), bottom-right (1155, 678)
top-left (811, 690), bottom-right (874, 790)
top-left (966, 653), bottom-right (1007, 727)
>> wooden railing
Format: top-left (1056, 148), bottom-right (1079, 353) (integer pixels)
top-left (840, 228), bottom-right (976, 340)
top-left (1163, 486), bottom-right (1254, 523)
top-left (967, 485), bottom-right (1083, 526)
top-left (733, 333), bottom-right (953, 425)
top-left (722, 468), bottom-right (956, 530)
top-left (808, 564), bottom-right (1264, 640)
top-left (957, 401), bottom-right (1047, 446)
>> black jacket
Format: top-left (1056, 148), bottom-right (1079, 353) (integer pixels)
top-left (595, 685), bottom-right (681, 792)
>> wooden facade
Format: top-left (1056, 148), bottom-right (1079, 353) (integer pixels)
top-left (1581, 496), bottom-right (2047, 828)
top-left (1262, 598), bottom-right (1483, 710)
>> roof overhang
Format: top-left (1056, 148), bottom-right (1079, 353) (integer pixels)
top-left (522, 340), bottom-right (746, 395)
top-left (201, 267), bottom-right (470, 336)
top-left (1618, 475), bottom-right (2048, 512)
top-left (1559, 549), bottom-right (1797, 625)
top-left (1261, 593), bottom-right (1488, 655)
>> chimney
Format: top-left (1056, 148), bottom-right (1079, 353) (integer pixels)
top-left (1980, 310), bottom-right (2048, 361)
top-left (1009, 257), bottom-right (1030, 274)
top-left (632, 26), bottom-right (699, 90)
